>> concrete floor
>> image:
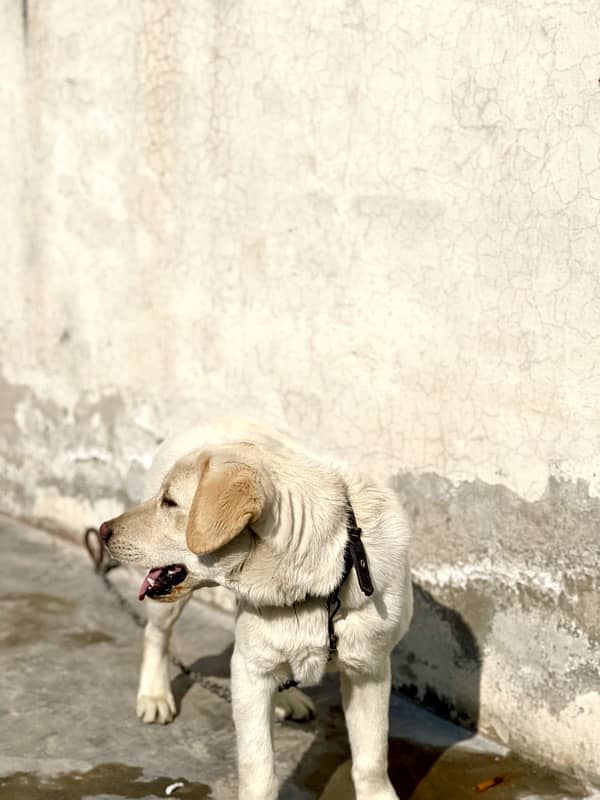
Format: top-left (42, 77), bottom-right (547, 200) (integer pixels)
top-left (0, 515), bottom-right (597, 800)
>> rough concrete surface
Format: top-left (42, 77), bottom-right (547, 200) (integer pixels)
top-left (2, 0), bottom-right (600, 781)
top-left (1, 516), bottom-right (599, 800)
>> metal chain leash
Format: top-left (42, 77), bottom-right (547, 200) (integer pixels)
top-left (84, 527), bottom-right (232, 704)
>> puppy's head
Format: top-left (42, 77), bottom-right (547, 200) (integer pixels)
top-left (100, 444), bottom-right (267, 603)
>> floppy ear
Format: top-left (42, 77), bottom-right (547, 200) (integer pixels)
top-left (186, 458), bottom-right (265, 555)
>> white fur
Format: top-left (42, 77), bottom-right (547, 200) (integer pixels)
top-left (106, 419), bottom-right (412, 800)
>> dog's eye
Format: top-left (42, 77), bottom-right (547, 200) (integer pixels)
top-left (161, 495), bottom-right (178, 508)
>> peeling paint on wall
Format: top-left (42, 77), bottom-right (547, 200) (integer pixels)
top-left (0, 370), bottom-right (161, 530)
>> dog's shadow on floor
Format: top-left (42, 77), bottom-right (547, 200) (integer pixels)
top-left (170, 583), bottom-right (481, 800)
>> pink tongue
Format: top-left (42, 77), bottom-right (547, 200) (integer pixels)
top-left (138, 567), bottom-right (164, 601)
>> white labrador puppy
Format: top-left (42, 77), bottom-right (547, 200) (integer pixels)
top-left (101, 420), bottom-right (412, 800)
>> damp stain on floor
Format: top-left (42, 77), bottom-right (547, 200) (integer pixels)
top-left (62, 630), bottom-right (115, 647)
top-left (0, 592), bottom-right (114, 649)
top-left (0, 749), bottom-right (594, 800)
top-left (314, 741), bottom-right (595, 799)
top-left (0, 592), bottom-right (75, 647)
top-left (284, 699), bottom-right (597, 800)
top-left (0, 763), bottom-right (212, 800)
top-left (387, 737), bottom-right (594, 800)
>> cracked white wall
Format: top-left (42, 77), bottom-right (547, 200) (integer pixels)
top-left (1, 0), bottom-right (599, 782)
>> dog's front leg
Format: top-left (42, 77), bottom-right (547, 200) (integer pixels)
top-left (137, 595), bottom-right (190, 724)
top-left (340, 657), bottom-right (399, 800)
top-left (231, 647), bottom-right (278, 800)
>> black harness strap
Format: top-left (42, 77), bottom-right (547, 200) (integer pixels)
top-left (346, 502), bottom-right (374, 596)
top-left (326, 501), bottom-right (374, 657)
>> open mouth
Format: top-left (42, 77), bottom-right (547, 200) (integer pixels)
top-left (138, 564), bottom-right (188, 601)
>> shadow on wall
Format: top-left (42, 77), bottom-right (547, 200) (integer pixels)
top-left (393, 582), bottom-right (482, 731)
top-left (173, 584), bottom-right (481, 799)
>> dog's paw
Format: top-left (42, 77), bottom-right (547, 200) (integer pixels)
top-left (136, 692), bottom-right (177, 724)
top-left (273, 686), bottom-right (315, 722)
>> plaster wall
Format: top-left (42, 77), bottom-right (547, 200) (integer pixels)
top-left (1, 0), bottom-right (599, 780)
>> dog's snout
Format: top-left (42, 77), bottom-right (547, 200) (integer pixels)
top-left (99, 521), bottom-right (113, 543)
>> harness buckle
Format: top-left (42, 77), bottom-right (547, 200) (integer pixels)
top-left (346, 526), bottom-right (374, 596)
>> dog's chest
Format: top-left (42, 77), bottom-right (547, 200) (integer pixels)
top-left (237, 600), bottom-right (331, 686)
top-left (286, 645), bottom-right (329, 686)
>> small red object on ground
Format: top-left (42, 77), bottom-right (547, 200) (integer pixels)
top-left (475, 776), bottom-right (504, 793)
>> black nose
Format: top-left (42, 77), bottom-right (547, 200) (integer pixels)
top-left (99, 521), bottom-right (113, 543)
